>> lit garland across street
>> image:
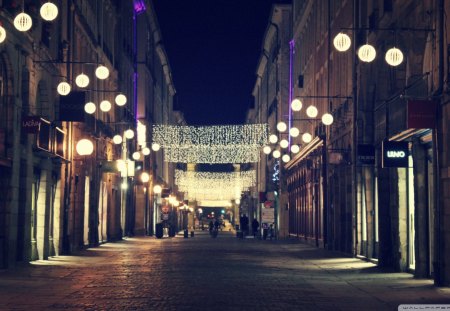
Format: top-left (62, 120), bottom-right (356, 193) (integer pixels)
top-left (164, 145), bottom-right (260, 164)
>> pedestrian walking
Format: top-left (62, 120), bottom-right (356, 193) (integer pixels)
top-left (240, 214), bottom-right (249, 236)
top-left (252, 218), bottom-right (259, 238)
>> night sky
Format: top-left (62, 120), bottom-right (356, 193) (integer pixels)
top-left (153, 0), bottom-right (282, 126)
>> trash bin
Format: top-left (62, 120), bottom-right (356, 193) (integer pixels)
top-left (183, 229), bottom-right (189, 238)
top-left (155, 223), bottom-right (164, 239)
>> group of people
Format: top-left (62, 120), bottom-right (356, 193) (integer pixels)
top-left (240, 214), bottom-right (274, 239)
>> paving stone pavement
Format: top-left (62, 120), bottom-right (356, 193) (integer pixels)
top-left (1, 230), bottom-right (450, 311)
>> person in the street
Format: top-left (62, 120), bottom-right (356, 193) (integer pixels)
top-left (252, 218), bottom-right (259, 238)
top-left (240, 214), bottom-right (249, 236)
top-left (209, 220), bottom-right (214, 234)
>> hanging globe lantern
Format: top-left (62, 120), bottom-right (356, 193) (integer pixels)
top-left (291, 144), bottom-right (300, 154)
top-left (141, 172), bottom-right (150, 183)
top-left (14, 12), bottom-right (32, 32)
top-left (291, 98), bottom-right (302, 111)
top-left (113, 135), bottom-right (122, 145)
top-left (282, 154), bottom-right (291, 163)
top-left (333, 33), bottom-right (351, 52)
top-left (272, 150), bottom-right (281, 158)
top-left (0, 26), bottom-right (6, 43)
top-left (306, 105), bottom-right (318, 118)
top-left (132, 151), bottom-right (141, 160)
top-left (276, 121), bottom-right (287, 132)
top-left (125, 129), bottom-right (135, 139)
top-left (142, 147), bottom-right (150, 156)
top-left (280, 139), bottom-right (289, 149)
top-left (151, 143), bottom-right (161, 151)
top-left (322, 113), bottom-right (334, 126)
top-left (289, 127), bottom-right (300, 137)
top-left (40, 2), bottom-right (58, 21)
top-left (99, 100), bottom-right (111, 112)
top-left (302, 132), bottom-right (312, 143)
top-left (357, 44), bottom-right (376, 63)
top-left (75, 73), bottom-right (89, 88)
top-left (263, 146), bottom-right (271, 155)
top-left (115, 94), bottom-right (127, 106)
top-left (76, 139), bottom-right (94, 156)
top-left (57, 81), bottom-right (71, 96)
top-left (269, 134), bottom-right (278, 144)
top-left (153, 184), bottom-right (162, 194)
top-left (385, 47), bottom-right (404, 66)
top-left (84, 102), bottom-right (96, 114)
top-left (95, 65), bottom-right (109, 79)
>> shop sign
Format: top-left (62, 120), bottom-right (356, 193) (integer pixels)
top-left (382, 141), bottom-right (409, 168)
top-left (261, 207), bottom-right (274, 223)
top-left (22, 116), bottom-right (41, 133)
top-left (357, 144), bottom-right (375, 166)
top-left (407, 100), bottom-right (437, 129)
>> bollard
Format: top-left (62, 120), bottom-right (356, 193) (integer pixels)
top-left (190, 231), bottom-right (194, 238)
top-left (184, 229), bottom-right (189, 238)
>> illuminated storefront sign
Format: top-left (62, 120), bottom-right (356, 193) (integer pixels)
top-left (382, 141), bottom-right (409, 168)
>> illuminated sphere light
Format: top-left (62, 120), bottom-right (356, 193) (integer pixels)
top-left (358, 44), bottom-right (376, 63)
top-left (75, 73), bottom-right (89, 88)
top-left (280, 139), bottom-right (289, 149)
top-left (76, 139), bottom-right (94, 156)
top-left (333, 32), bottom-right (351, 52)
top-left (0, 26), bottom-right (6, 43)
top-left (291, 144), bottom-right (300, 153)
top-left (153, 184), bottom-right (162, 194)
top-left (289, 127), bottom-right (300, 138)
top-left (125, 129), bottom-right (134, 139)
top-left (40, 2), bottom-right (58, 21)
top-left (84, 102), bottom-right (96, 114)
top-left (121, 182), bottom-right (128, 190)
top-left (14, 12), bottom-right (32, 32)
top-left (151, 143), bottom-right (161, 151)
top-left (302, 132), bottom-right (312, 143)
top-left (57, 81), bottom-right (71, 96)
top-left (269, 134), bottom-right (278, 144)
top-left (306, 105), bottom-right (318, 118)
top-left (142, 147), bottom-right (150, 155)
top-left (235, 199), bottom-right (241, 204)
top-left (322, 113), bottom-right (334, 126)
top-left (291, 98), bottom-right (302, 111)
top-left (95, 65), bottom-right (109, 80)
top-left (282, 154), bottom-right (291, 163)
top-left (113, 134), bottom-right (122, 145)
top-left (273, 150), bottom-right (281, 158)
top-left (141, 172), bottom-right (150, 183)
top-left (276, 121), bottom-right (287, 132)
top-left (99, 100), bottom-right (111, 112)
top-left (132, 151), bottom-right (141, 160)
top-left (385, 47), bottom-right (404, 66)
top-left (263, 146), bottom-right (271, 155)
top-left (115, 94), bottom-right (127, 106)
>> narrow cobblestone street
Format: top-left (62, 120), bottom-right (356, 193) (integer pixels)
top-left (1, 231), bottom-right (450, 311)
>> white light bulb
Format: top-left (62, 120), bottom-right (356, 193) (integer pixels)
top-left (0, 26), bottom-right (6, 43)
top-left (280, 139), bottom-right (289, 149)
top-left (289, 127), bottom-right (300, 137)
top-left (76, 139), bottom-right (94, 156)
top-left (322, 113), bottom-right (334, 126)
top-left (115, 94), bottom-right (127, 106)
top-left (291, 98), bottom-right (302, 111)
top-left (40, 2), bottom-right (58, 21)
top-left (152, 143), bottom-right (161, 151)
top-left (113, 135), bottom-right (122, 145)
top-left (302, 132), bottom-right (312, 143)
top-left (385, 47), bottom-right (404, 66)
top-left (57, 82), bottom-right (71, 96)
top-left (333, 33), bottom-right (351, 52)
top-left (75, 73), bottom-right (89, 88)
top-left (263, 146), bottom-right (271, 155)
top-left (125, 129), bottom-right (134, 139)
top-left (99, 100), bottom-right (111, 112)
top-left (358, 44), bottom-right (376, 63)
top-left (306, 105), bottom-right (318, 118)
top-left (95, 65), bottom-right (109, 79)
top-left (291, 145), bottom-right (300, 153)
top-left (132, 151), bottom-right (141, 160)
top-left (142, 147), bottom-right (150, 155)
top-left (141, 172), bottom-right (150, 183)
top-left (277, 121), bottom-right (287, 132)
top-left (84, 102), bottom-right (96, 114)
top-left (14, 12), bottom-right (32, 32)
top-left (269, 134), bottom-right (278, 144)
top-left (273, 150), bottom-right (281, 158)
top-left (282, 154), bottom-right (291, 163)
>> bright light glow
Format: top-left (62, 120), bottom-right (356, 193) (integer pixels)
top-left (273, 150), bottom-right (281, 158)
top-left (57, 82), bottom-right (71, 96)
top-left (282, 154), bottom-right (291, 163)
top-left (385, 47), bottom-right (404, 66)
top-left (333, 33), bottom-right (351, 52)
top-left (125, 129), bottom-right (134, 139)
top-left (153, 185), bottom-right (162, 194)
top-left (322, 113), bottom-right (334, 125)
top-left (302, 133), bottom-right (312, 143)
top-left (40, 2), bottom-right (58, 21)
top-left (235, 199), bottom-right (240, 204)
top-left (142, 147), bottom-right (150, 155)
top-left (291, 144), bottom-right (300, 153)
top-left (289, 127), bottom-right (300, 137)
top-left (277, 121), bottom-right (287, 132)
top-left (263, 146), bottom-right (271, 154)
top-left (76, 139), bottom-right (94, 156)
top-left (99, 100), bottom-right (111, 112)
top-left (291, 98), bottom-right (302, 111)
top-left (75, 73), bottom-right (89, 88)
top-left (115, 94), bottom-right (127, 106)
top-left (151, 143), bottom-right (160, 151)
top-left (84, 102), bottom-right (96, 114)
top-left (280, 139), bottom-right (289, 149)
top-left (132, 151), bottom-right (141, 160)
top-left (116, 160), bottom-right (126, 173)
top-left (306, 105), bottom-right (318, 118)
top-left (121, 182), bottom-right (128, 190)
top-left (358, 44), bottom-right (376, 62)
top-left (95, 65), bottom-right (109, 79)
top-left (137, 121), bottom-right (146, 147)
top-left (141, 172), bottom-right (150, 183)
top-left (0, 26), bottom-right (6, 43)
top-left (269, 134), bottom-right (278, 144)
top-left (113, 135), bottom-right (122, 144)
top-left (14, 12), bottom-right (32, 32)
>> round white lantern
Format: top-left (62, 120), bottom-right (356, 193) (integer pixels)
top-left (115, 94), bottom-right (127, 106)
top-left (0, 26), bottom-right (6, 43)
top-left (282, 154), bottom-right (291, 163)
top-left (14, 12), bottom-right (32, 32)
top-left (99, 100), bottom-right (111, 112)
top-left (385, 47), bottom-right (404, 66)
top-left (358, 44), bottom-right (376, 63)
top-left (40, 2), bottom-right (58, 21)
top-left (302, 132), bottom-right (312, 143)
top-left (76, 139), bottom-right (94, 156)
top-left (57, 81), bottom-right (71, 96)
top-left (291, 144), bottom-right (300, 153)
top-left (289, 127), bottom-right (300, 137)
top-left (84, 102), bottom-right (96, 114)
top-left (333, 33), bottom-right (351, 52)
top-left (141, 172), bottom-right (150, 183)
top-left (153, 184), bottom-right (162, 194)
top-left (263, 146), bottom-right (271, 154)
top-left (291, 98), bottom-right (303, 111)
top-left (306, 105), bottom-right (318, 118)
top-left (75, 73), bottom-right (89, 88)
top-left (269, 134), bottom-right (278, 144)
top-left (322, 113), bottom-right (334, 125)
top-left (272, 150), bottom-right (281, 159)
top-left (132, 151), bottom-right (141, 160)
top-left (113, 135), bottom-right (122, 144)
top-left (277, 121), bottom-right (287, 132)
top-left (151, 143), bottom-right (161, 151)
top-left (125, 129), bottom-right (134, 139)
top-left (142, 147), bottom-right (150, 155)
top-left (95, 65), bottom-right (109, 79)
top-left (280, 139), bottom-right (289, 149)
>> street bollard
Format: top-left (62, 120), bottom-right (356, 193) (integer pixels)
top-left (184, 229), bottom-right (188, 238)
top-left (190, 231), bottom-right (194, 238)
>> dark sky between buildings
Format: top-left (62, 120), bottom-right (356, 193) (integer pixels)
top-left (153, 0), bottom-right (283, 126)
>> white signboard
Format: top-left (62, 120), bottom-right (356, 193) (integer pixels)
top-left (261, 207), bottom-right (274, 223)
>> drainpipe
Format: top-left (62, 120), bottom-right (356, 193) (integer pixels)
top-left (352, 0), bottom-right (359, 257)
